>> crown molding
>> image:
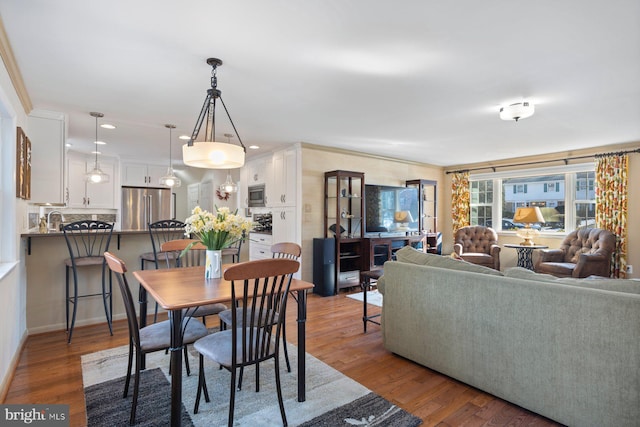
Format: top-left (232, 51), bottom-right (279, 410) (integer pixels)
top-left (300, 142), bottom-right (442, 168)
top-left (0, 18), bottom-right (32, 114)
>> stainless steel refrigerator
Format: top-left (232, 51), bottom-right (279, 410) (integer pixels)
top-left (121, 186), bottom-right (172, 230)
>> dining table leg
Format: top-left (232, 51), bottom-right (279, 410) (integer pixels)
top-left (296, 289), bottom-right (307, 402)
top-left (169, 308), bottom-right (184, 426)
top-left (138, 285), bottom-right (148, 370)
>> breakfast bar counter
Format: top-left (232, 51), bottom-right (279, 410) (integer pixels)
top-left (20, 230), bottom-right (236, 336)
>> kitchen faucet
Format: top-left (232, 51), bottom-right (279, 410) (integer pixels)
top-left (47, 210), bottom-right (65, 231)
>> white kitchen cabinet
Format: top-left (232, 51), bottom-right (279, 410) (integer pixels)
top-left (122, 163), bottom-right (168, 187)
top-left (245, 157), bottom-right (269, 186)
top-left (269, 148), bottom-right (298, 207)
top-left (28, 110), bottom-right (66, 204)
top-left (249, 232), bottom-right (272, 261)
top-left (271, 206), bottom-right (297, 244)
top-left (66, 151), bottom-right (116, 208)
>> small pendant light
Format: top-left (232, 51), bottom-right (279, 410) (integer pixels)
top-left (85, 112), bottom-right (110, 184)
top-left (159, 124), bottom-right (182, 187)
top-left (218, 134), bottom-right (238, 193)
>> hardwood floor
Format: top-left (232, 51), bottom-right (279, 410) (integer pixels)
top-left (3, 292), bottom-right (562, 427)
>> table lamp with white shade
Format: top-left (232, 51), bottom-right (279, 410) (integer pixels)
top-left (513, 207), bottom-right (545, 246)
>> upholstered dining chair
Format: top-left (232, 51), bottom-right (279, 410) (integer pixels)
top-left (159, 239), bottom-right (228, 326)
top-left (218, 241), bottom-right (302, 375)
top-left (193, 258), bottom-right (300, 426)
top-left (453, 225), bottom-right (501, 270)
top-left (62, 220), bottom-right (114, 343)
top-left (104, 252), bottom-right (208, 425)
top-left (534, 227), bottom-right (616, 278)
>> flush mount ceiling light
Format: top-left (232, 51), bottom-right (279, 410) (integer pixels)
top-left (183, 57), bottom-right (246, 169)
top-left (85, 112), bottom-right (110, 184)
top-left (499, 101), bottom-right (535, 122)
top-left (159, 124), bottom-right (182, 188)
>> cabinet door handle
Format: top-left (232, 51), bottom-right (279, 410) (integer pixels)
top-left (87, 197), bottom-right (90, 206)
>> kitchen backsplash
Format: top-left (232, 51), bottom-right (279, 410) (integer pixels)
top-left (28, 212), bottom-right (117, 230)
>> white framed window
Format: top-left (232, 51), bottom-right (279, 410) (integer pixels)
top-left (470, 163), bottom-right (595, 234)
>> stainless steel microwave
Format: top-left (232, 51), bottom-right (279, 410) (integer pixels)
top-left (248, 184), bottom-right (266, 207)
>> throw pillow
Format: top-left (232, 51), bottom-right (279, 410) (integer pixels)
top-left (395, 246), bottom-right (503, 276)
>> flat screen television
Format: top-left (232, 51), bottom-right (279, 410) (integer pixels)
top-left (365, 184), bottom-right (419, 235)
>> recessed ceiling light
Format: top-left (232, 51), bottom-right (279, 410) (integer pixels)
top-left (100, 123), bottom-right (116, 129)
top-left (91, 150), bottom-right (102, 154)
top-left (178, 135), bottom-right (191, 140)
top-left (65, 143), bottom-right (72, 147)
top-left (94, 140), bottom-right (106, 145)
top-left (249, 145), bottom-right (260, 150)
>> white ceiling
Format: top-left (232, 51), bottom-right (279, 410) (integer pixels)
top-left (1, 0), bottom-right (639, 168)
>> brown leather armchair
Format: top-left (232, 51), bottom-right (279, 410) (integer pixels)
top-left (453, 226), bottom-right (501, 270)
top-left (534, 227), bottom-right (616, 278)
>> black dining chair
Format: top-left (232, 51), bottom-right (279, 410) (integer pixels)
top-left (62, 220), bottom-right (114, 343)
top-left (193, 258), bottom-right (299, 426)
top-left (218, 242), bottom-right (302, 374)
top-left (104, 251), bottom-right (209, 425)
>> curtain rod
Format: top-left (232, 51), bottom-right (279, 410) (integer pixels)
top-left (445, 147), bottom-right (640, 175)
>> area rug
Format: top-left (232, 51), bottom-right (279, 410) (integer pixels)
top-left (82, 343), bottom-right (420, 426)
top-left (346, 290), bottom-right (383, 307)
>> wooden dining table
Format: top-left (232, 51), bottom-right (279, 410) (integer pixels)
top-left (133, 265), bottom-right (314, 427)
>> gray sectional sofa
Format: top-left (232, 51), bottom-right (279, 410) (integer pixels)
top-left (378, 246), bottom-right (640, 427)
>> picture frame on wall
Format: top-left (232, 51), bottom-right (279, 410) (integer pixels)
top-left (16, 126), bottom-right (31, 199)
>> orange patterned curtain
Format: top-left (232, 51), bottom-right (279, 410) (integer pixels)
top-left (595, 153), bottom-right (628, 278)
top-left (451, 172), bottom-right (470, 234)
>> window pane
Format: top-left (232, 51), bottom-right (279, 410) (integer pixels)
top-left (503, 175), bottom-right (565, 231)
top-left (575, 202), bottom-right (596, 228)
top-left (470, 179), bottom-right (492, 226)
top-left (575, 171), bottom-right (595, 200)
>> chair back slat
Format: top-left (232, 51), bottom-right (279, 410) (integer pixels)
top-left (148, 220), bottom-right (186, 269)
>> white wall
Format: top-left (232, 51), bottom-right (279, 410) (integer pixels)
top-left (0, 56), bottom-right (29, 399)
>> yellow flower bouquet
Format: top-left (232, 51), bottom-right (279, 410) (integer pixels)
top-left (184, 206), bottom-right (253, 251)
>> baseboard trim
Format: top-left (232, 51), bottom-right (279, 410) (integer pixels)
top-left (0, 330), bottom-right (28, 403)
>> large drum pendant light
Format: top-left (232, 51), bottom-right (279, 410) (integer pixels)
top-left (183, 58), bottom-right (246, 169)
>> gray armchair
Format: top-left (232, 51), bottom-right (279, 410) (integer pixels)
top-left (534, 227), bottom-right (616, 278)
top-left (453, 226), bottom-right (501, 270)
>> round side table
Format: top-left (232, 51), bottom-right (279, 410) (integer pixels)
top-left (504, 244), bottom-right (548, 270)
